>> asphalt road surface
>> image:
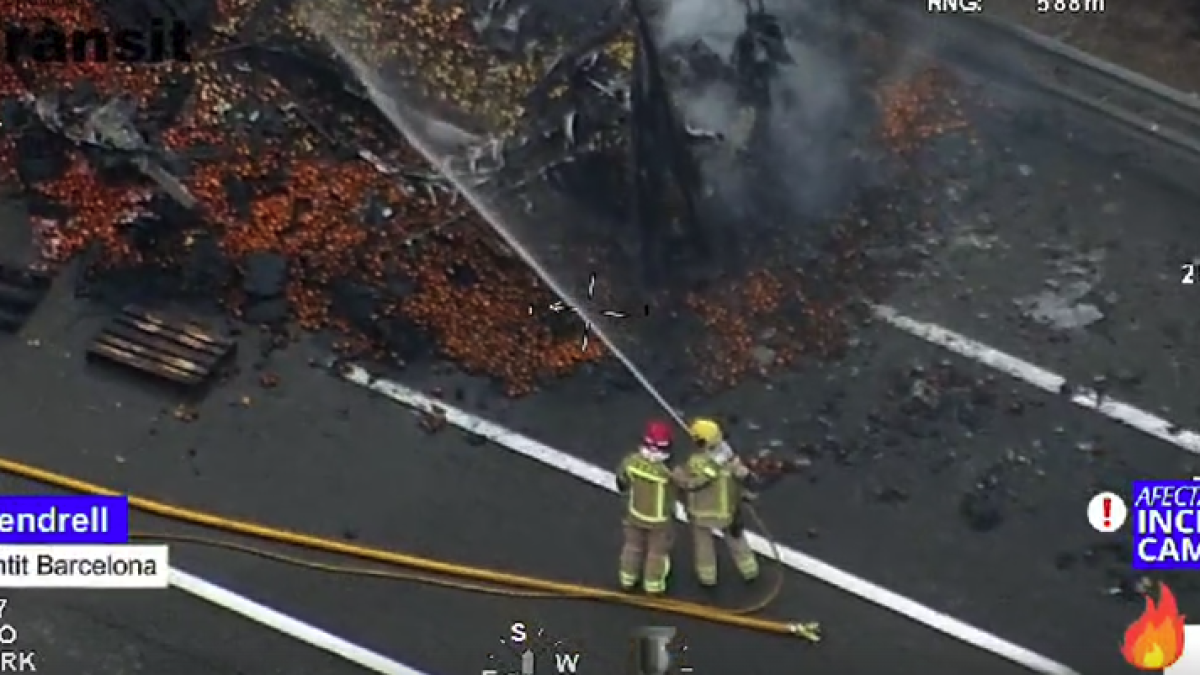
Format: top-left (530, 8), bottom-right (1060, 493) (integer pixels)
top-left (0, 290), bottom-right (1024, 675)
top-left (890, 74), bottom-right (1200, 432)
top-left (381, 76), bottom-right (1200, 675)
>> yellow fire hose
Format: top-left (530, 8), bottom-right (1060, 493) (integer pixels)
top-left (0, 457), bottom-right (820, 642)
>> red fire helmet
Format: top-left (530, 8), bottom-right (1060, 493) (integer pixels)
top-left (643, 420), bottom-right (673, 450)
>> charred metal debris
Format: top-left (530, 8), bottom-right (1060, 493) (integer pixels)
top-left (0, 0), bottom-right (968, 389)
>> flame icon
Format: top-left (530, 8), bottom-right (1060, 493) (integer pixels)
top-left (1122, 583), bottom-right (1186, 670)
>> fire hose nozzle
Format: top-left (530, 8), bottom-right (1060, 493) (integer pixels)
top-left (788, 622), bottom-right (821, 642)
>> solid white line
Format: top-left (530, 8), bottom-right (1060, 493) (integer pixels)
top-left (872, 304), bottom-right (1200, 454)
top-left (169, 566), bottom-right (431, 675)
top-left (338, 364), bottom-right (1079, 675)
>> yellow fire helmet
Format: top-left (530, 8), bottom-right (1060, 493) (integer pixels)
top-left (689, 418), bottom-right (723, 448)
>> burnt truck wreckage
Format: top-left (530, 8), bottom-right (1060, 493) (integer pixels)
top-left (454, 0), bottom-right (890, 295)
top-left (0, 0), bottom-right (928, 387)
top-left (9, 0), bottom-right (844, 284)
top-left (476, 0), bottom-right (820, 286)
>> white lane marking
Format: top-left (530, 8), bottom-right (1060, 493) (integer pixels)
top-left (338, 364), bottom-right (1079, 675)
top-left (872, 304), bottom-right (1200, 454)
top-left (169, 567), bottom-right (432, 675)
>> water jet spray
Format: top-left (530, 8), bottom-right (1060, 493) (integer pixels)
top-left (301, 4), bottom-right (690, 430)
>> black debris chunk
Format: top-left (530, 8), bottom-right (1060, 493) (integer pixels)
top-left (243, 251), bottom-right (288, 299)
top-left (244, 297), bottom-right (290, 325)
top-left (960, 463), bottom-right (1007, 532)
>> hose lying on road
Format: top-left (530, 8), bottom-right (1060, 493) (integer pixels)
top-left (0, 457), bottom-right (819, 642)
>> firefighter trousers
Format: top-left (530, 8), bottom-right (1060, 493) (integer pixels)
top-left (619, 522), bottom-right (673, 594)
top-left (691, 523), bottom-right (759, 586)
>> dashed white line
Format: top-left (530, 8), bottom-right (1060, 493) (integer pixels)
top-left (170, 566), bottom-right (431, 675)
top-left (338, 364), bottom-right (1080, 675)
top-left (871, 304), bottom-right (1200, 454)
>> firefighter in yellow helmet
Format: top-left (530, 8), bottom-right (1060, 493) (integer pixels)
top-left (615, 420), bottom-right (681, 595)
top-left (678, 417), bottom-right (759, 587)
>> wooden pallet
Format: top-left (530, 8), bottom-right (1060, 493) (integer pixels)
top-left (87, 306), bottom-right (237, 386)
top-left (0, 265), bottom-right (52, 333)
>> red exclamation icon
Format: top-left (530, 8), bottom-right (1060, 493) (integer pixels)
top-left (1089, 492), bottom-right (1125, 533)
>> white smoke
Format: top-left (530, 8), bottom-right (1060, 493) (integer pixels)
top-left (656, 0), bottom-right (862, 219)
top-left (659, 0), bottom-right (744, 48)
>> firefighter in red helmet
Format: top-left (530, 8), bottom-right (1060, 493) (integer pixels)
top-left (615, 420), bottom-right (682, 594)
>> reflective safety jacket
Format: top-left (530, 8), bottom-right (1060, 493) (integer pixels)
top-left (616, 452), bottom-right (676, 527)
top-left (680, 450), bottom-right (750, 528)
